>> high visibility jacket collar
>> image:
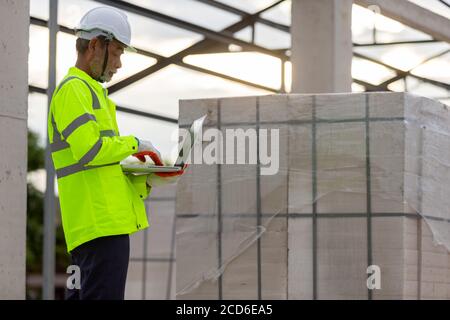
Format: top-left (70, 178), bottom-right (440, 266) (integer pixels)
top-left (68, 66), bottom-right (106, 94)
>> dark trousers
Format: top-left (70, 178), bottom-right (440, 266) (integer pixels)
top-left (65, 234), bottom-right (130, 300)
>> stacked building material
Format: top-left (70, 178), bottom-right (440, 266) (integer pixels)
top-left (176, 93), bottom-right (450, 300)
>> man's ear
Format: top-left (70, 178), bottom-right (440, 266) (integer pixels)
top-left (81, 38), bottom-right (96, 60)
top-left (88, 38), bottom-right (98, 52)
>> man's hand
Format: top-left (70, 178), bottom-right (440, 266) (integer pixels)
top-left (132, 149), bottom-right (188, 178)
top-left (133, 138), bottom-right (162, 164)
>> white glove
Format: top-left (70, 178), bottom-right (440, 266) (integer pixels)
top-left (146, 173), bottom-right (180, 187)
top-left (135, 138), bottom-right (162, 162)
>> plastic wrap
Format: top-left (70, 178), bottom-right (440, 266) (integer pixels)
top-left (175, 93), bottom-right (450, 299)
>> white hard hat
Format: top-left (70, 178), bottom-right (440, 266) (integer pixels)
top-left (75, 6), bottom-right (136, 52)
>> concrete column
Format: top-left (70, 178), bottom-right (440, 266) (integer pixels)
top-left (291, 0), bottom-right (353, 93)
top-left (0, 0), bottom-right (29, 299)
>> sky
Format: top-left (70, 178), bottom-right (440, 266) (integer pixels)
top-left (27, 0), bottom-right (450, 192)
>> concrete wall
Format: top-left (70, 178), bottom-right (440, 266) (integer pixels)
top-left (0, 0), bottom-right (29, 299)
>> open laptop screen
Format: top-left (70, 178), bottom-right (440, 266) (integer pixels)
top-left (175, 115), bottom-right (206, 167)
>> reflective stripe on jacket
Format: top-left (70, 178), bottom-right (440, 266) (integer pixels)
top-left (48, 67), bottom-right (150, 252)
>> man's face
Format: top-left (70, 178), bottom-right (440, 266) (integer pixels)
top-left (89, 38), bottom-right (124, 82)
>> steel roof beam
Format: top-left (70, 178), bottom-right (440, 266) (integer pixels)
top-left (193, 0), bottom-right (290, 33)
top-left (354, 0), bottom-right (450, 43)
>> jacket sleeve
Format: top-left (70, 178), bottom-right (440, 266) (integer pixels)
top-left (106, 96), bottom-right (121, 135)
top-left (53, 79), bottom-right (138, 166)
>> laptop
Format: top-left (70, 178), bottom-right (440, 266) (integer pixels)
top-left (121, 114), bottom-right (206, 174)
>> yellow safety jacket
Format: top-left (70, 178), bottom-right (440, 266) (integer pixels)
top-left (47, 67), bottom-right (150, 252)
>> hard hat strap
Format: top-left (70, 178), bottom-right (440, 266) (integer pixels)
top-left (98, 38), bottom-right (110, 83)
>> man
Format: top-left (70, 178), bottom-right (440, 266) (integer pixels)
top-left (47, 6), bottom-right (183, 300)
